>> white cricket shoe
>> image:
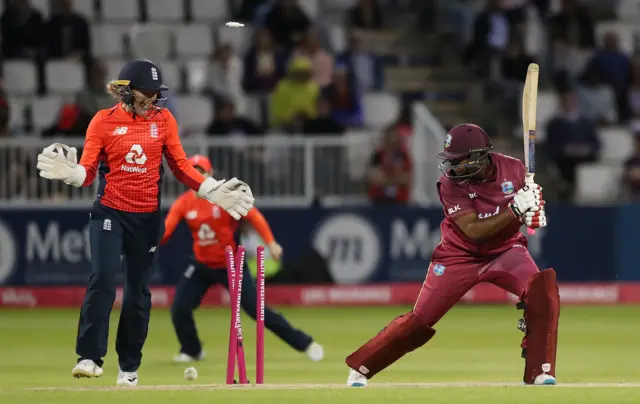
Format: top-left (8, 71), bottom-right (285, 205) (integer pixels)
top-left (72, 359), bottom-right (104, 378)
top-left (534, 374), bottom-right (556, 385)
top-left (306, 342), bottom-right (324, 362)
top-left (116, 370), bottom-right (138, 386)
top-left (346, 368), bottom-right (368, 387)
top-left (173, 352), bottom-right (206, 363)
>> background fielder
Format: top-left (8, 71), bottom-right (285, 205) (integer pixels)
top-left (162, 155), bottom-right (325, 363)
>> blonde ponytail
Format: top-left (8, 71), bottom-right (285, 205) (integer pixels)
top-left (105, 80), bottom-right (128, 101)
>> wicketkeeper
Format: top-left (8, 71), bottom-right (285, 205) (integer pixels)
top-left (36, 59), bottom-right (255, 386)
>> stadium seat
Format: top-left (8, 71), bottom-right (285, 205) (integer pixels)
top-left (600, 127), bottom-right (634, 162)
top-left (345, 130), bottom-right (375, 180)
top-left (30, 96), bottom-right (63, 131)
top-left (330, 24), bottom-right (347, 53)
top-left (92, 24), bottom-right (127, 58)
top-left (323, 0), bottom-right (357, 10)
top-left (105, 60), bottom-right (126, 81)
top-left (616, 0), bottom-right (640, 21)
top-left (245, 96), bottom-right (263, 125)
top-left (191, 0), bottom-right (229, 21)
top-left (129, 25), bottom-right (173, 61)
top-left (147, 0), bottom-right (184, 21)
top-left (73, 0), bottom-right (95, 19)
top-left (576, 164), bottom-right (623, 204)
top-left (3, 61), bottom-right (38, 95)
top-left (184, 60), bottom-right (211, 93)
top-left (31, 0), bottom-right (50, 18)
top-left (298, 0), bottom-right (319, 18)
top-left (101, 0), bottom-right (140, 21)
top-left (363, 93), bottom-right (400, 128)
top-left (176, 25), bottom-right (214, 58)
top-left (8, 98), bottom-right (27, 132)
top-left (46, 60), bottom-right (86, 94)
top-left (218, 25), bottom-right (254, 54)
top-left (155, 61), bottom-right (181, 92)
top-left (176, 95), bottom-right (213, 133)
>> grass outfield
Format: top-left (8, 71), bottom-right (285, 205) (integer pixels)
top-left (0, 305), bottom-right (639, 403)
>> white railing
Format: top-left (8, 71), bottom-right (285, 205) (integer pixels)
top-left (0, 134), bottom-right (380, 208)
top-left (412, 103), bottom-right (446, 206)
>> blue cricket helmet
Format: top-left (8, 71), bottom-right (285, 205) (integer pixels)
top-left (117, 58), bottom-right (169, 92)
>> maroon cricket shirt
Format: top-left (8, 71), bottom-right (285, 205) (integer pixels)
top-left (434, 153), bottom-right (528, 260)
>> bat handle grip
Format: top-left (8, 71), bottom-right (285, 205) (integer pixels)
top-left (525, 173), bottom-right (536, 235)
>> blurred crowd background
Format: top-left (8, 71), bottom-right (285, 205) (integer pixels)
top-left (1, 0), bottom-right (640, 206)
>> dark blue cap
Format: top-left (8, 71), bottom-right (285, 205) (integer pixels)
top-left (116, 58), bottom-right (169, 92)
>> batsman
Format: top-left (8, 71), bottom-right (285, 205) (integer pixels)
top-left (346, 123), bottom-right (558, 387)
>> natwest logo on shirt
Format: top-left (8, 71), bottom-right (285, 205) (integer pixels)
top-left (121, 144), bottom-right (147, 173)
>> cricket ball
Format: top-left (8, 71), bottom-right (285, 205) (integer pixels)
top-left (184, 367), bottom-right (198, 381)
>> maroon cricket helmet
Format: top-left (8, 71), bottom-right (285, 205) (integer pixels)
top-left (437, 123), bottom-right (493, 182)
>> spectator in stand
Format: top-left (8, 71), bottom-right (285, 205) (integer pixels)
top-left (0, 0), bottom-right (45, 59)
top-left (210, 43), bottom-right (246, 115)
top-left (367, 126), bottom-right (413, 205)
top-left (589, 32), bottom-right (631, 122)
top-left (206, 99), bottom-right (262, 136)
top-left (622, 134), bottom-right (640, 201)
top-left (323, 65), bottom-right (363, 128)
top-left (292, 27), bottom-right (334, 88)
top-left (576, 65), bottom-right (616, 125)
top-left (628, 62), bottom-right (640, 125)
top-left (388, 100), bottom-right (413, 140)
top-left (303, 96), bottom-right (345, 135)
top-left (264, 0), bottom-right (311, 49)
top-left (270, 57), bottom-right (318, 130)
top-left (0, 91), bottom-right (10, 137)
top-left (243, 28), bottom-right (288, 94)
top-left (235, 0), bottom-right (268, 22)
top-left (75, 59), bottom-right (114, 117)
top-left (545, 89), bottom-right (601, 201)
top-left (349, 0), bottom-right (383, 30)
top-left (549, 0), bottom-right (595, 50)
top-left (45, 0), bottom-right (91, 61)
top-left (500, 34), bottom-right (536, 127)
top-left (206, 99), bottom-right (265, 195)
top-left (336, 30), bottom-right (381, 92)
top-left (464, 0), bottom-right (510, 77)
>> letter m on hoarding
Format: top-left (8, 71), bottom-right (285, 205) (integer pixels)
top-left (390, 219), bottom-right (431, 259)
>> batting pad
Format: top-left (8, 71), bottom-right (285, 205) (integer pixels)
top-left (522, 268), bottom-right (560, 384)
top-left (345, 312), bottom-right (435, 379)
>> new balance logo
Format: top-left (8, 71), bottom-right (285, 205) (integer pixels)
top-left (469, 193), bottom-right (478, 199)
top-left (103, 219), bottom-right (112, 231)
top-left (122, 144), bottom-right (148, 173)
top-left (112, 127), bottom-right (128, 136)
top-left (149, 246), bottom-right (156, 253)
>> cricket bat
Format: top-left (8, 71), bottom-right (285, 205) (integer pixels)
top-left (522, 63), bottom-right (539, 235)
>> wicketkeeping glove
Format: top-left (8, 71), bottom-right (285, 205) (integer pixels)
top-left (36, 143), bottom-right (86, 187)
top-left (197, 177), bottom-right (255, 220)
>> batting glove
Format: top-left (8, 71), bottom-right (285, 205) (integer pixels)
top-left (36, 143), bottom-right (86, 187)
top-left (524, 207), bottom-right (547, 228)
top-left (509, 183), bottom-right (543, 218)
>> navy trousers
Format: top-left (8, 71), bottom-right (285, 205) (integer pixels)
top-left (76, 203), bottom-right (163, 372)
top-left (171, 261), bottom-right (312, 357)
